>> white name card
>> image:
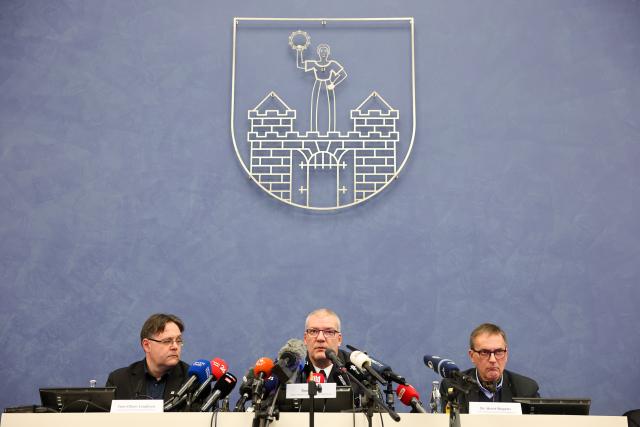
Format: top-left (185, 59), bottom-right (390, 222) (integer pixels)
top-left (469, 401), bottom-right (522, 415)
top-left (286, 383), bottom-right (337, 399)
top-left (110, 399), bottom-right (164, 413)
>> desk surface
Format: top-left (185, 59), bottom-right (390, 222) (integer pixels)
top-left (0, 412), bottom-right (627, 427)
top-left (460, 414), bottom-right (627, 427)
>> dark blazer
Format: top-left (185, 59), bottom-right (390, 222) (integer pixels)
top-left (441, 368), bottom-right (539, 413)
top-left (295, 349), bottom-right (354, 386)
top-left (291, 349), bottom-right (363, 410)
top-left (106, 359), bottom-right (190, 401)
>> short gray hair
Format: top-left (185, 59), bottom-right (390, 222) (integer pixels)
top-left (305, 308), bottom-right (341, 332)
top-left (469, 323), bottom-right (508, 349)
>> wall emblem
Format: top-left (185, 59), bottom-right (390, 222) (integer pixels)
top-left (231, 18), bottom-right (416, 210)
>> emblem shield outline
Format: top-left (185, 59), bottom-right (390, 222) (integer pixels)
top-left (231, 17), bottom-right (416, 211)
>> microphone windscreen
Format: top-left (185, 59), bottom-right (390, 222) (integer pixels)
top-left (277, 338), bottom-right (306, 366)
top-left (214, 372), bottom-right (238, 398)
top-left (308, 371), bottom-right (326, 384)
top-left (346, 362), bottom-right (367, 382)
top-left (264, 375), bottom-right (280, 393)
top-left (396, 384), bottom-right (420, 406)
top-left (438, 360), bottom-right (460, 377)
top-left (188, 359), bottom-right (212, 384)
top-left (349, 351), bottom-right (369, 369)
top-left (211, 357), bottom-right (228, 379)
top-left (423, 355), bottom-right (460, 378)
top-left (255, 357), bottom-right (274, 377)
top-left (239, 368), bottom-right (255, 394)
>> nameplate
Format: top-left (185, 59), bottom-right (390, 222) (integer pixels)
top-left (110, 400), bottom-right (164, 413)
top-left (286, 383), bottom-right (337, 399)
top-left (469, 402), bottom-right (522, 415)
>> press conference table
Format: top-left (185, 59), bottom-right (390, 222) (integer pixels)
top-left (0, 412), bottom-right (628, 427)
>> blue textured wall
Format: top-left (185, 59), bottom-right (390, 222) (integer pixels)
top-left (1, 0), bottom-right (639, 416)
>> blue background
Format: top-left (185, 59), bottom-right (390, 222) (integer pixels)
top-left (1, 0), bottom-right (639, 416)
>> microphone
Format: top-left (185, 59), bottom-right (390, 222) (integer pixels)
top-left (234, 367), bottom-right (255, 412)
top-left (307, 371), bottom-right (324, 398)
top-left (308, 371), bottom-right (326, 384)
top-left (191, 357), bottom-right (229, 402)
top-left (251, 357), bottom-right (274, 406)
top-left (423, 355), bottom-right (477, 385)
top-left (346, 345), bottom-right (407, 385)
top-left (349, 351), bottom-right (388, 384)
top-left (254, 357), bottom-right (274, 379)
top-left (164, 359), bottom-right (211, 410)
top-left (272, 339), bottom-right (306, 383)
top-left (324, 349), bottom-right (345, 369)
top-left (328, 349), bottom-right (400, 422)
top-left (200, 372), bottom-right (238, 412)
top-left (346, 362), bottom-right (368, 382)
top-left (264, 374), bottom-right (280, 395)
top-left (211, 357), bottom-right (228, 378)
top-left (396, 384), bottom-right (427, 413)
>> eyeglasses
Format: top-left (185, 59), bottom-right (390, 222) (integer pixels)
top-left (472, 348), bottom-right (507, 360)
top-left (305, 328), bottom-right (340, 338)
top-left (147, 337), bottom-right (184, 347)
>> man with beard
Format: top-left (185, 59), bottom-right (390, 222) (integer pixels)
top-left (106, 313), bottom-right (189, 401)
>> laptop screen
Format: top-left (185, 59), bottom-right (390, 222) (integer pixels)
top-left (512, 397), bottom-right (591, 415)
top-left (39, 387), bottom-right (116, 413)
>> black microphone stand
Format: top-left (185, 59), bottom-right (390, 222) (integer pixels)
top-left (340, 367), bottom-right (400, 427)
top-left (444, 379), bottom-right (470, 427)
top-left (251, 375), bottom-right (265, 410)
top-left (234, 393), bottom-right (249, 412)
top-left (164, 392), bottom-right (188, 411)
top-left (383, 380), bottom-right (395, 411)
top-left (251, 376), bottom-right (265, 427)
top-left (252, 381), bottom-right (281, 427)
top-left (185, 390), bottom-right (194, 412)
top-left (262, 384), bottom-right (281, 427)
top-left (307, 380), bottom-right (320, 427)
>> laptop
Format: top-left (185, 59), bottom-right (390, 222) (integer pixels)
top-left (39, 387), bottom-right (116, 412)
top-left (512, 397), bottom-right (591, 415)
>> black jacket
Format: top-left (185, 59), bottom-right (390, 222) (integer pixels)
top-left (289, 349), bottom-right (363, 410)
top-left (295, 349), bottom-right (354, 386)
top-left (106, 359), bottom-right (190, 401)
top-left (441, 368), bottom-right (539, 413)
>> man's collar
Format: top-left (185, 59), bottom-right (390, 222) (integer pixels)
top-left (312, 363), bottom-right (333, 376)
top-left (143, 359), bottom-right (171, 381)
top-left (475, 368), bottom-right (503, 398)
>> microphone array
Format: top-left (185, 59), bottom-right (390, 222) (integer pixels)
top-left (161, 342), bottom-right (471, 414)
top-left (164, 357), bottom-right (237, 412)
top-left (234, 339), bottom-right (307, 413)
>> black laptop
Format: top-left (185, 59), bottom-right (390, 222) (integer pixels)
top-left (39, 387), bottom-right (116, 412)
top-left (512, 397), bottom-right (591, 415)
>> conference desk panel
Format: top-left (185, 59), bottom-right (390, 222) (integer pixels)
top-left (459, 414), bottom-right (626, 427)
top-left (1, 412), bottom-right (445, 427)
top-left (0, 412), bottom-right (626, 427)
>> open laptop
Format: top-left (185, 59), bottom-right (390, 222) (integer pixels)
top-left (512, 397), bottom-right (591, 415)
top-left (39, 387), bottom-right (116, 412)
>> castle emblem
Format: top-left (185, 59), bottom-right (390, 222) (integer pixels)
top-left (231, 19), bottom-right (416, 210)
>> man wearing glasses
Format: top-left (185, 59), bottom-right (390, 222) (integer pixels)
top-left (297, 308), bottom-right (352, 386)
top-left (106, 313), bottom-right (189, 400)
top-left (442, 323), bottom-right (539, 413)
